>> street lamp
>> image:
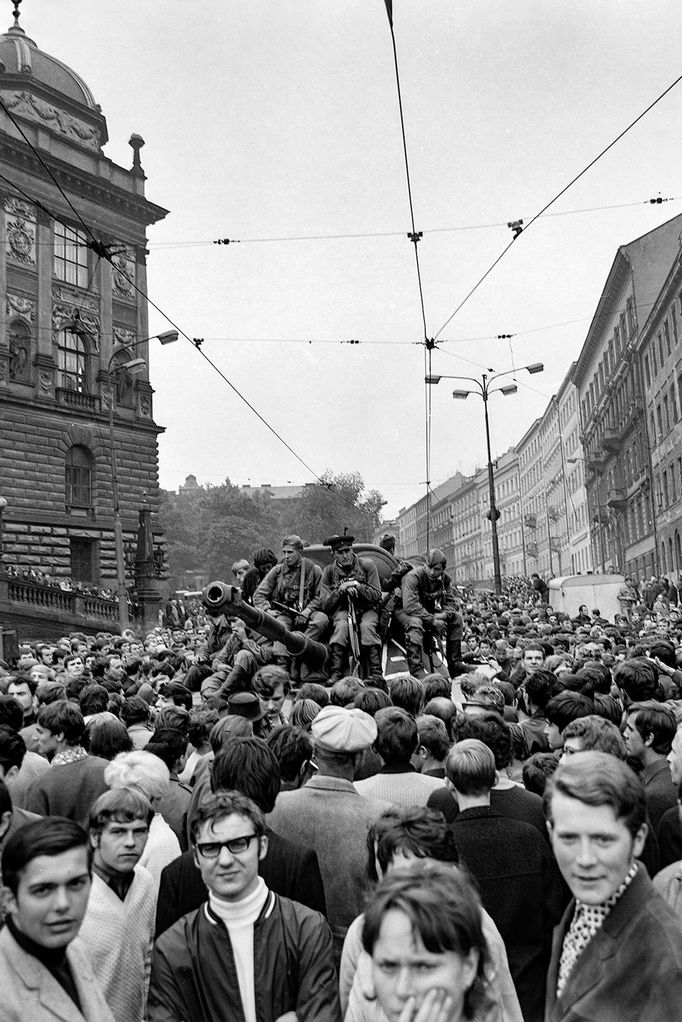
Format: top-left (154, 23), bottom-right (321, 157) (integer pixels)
top-left (426, 363), bottom-right (544, 594)
top-left (107, 331), bottom-right (178, 630)
top-left (0, 496), bottom-right (7, 573)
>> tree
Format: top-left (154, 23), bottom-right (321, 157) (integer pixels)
top-left (282, 471), bottom-right (386, 544)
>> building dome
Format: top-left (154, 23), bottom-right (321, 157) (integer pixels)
top-left (0, 21), bottom-right (98, 110)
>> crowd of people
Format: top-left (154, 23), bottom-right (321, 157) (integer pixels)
top-left (1, 538), bottom-right (682, 1020)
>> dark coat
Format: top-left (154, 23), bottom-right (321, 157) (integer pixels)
top-left (155, 826), bottom-right (326, 938)
top-left (450, 806), bottom-right (566, 1022)
top-left (545, 865), bottom-right (682, 1022)
top-left (427, 782), bottom-right (548, 838)
top-left (642, 759), bottom-right (678, 834)
top-left (657, 804), bottom-right (682, 869)
top-left (150, 891), bottom-right (340, 1022)
top-left (24, 755), bottom-right (108, 829)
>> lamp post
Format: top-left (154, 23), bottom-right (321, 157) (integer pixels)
top-left (426, 363), bottom-right (544, 594)
top-left (107, 330), bottom-right (178, 631)
top-left (0, 495), bottom-right (7, 573)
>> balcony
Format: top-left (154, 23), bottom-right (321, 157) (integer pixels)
top-left (603, 427), bottom-right (621, 453)
top-left (524, 513), bottom-right (537, 529)
top-left (56, 387), bottom-right (98, 412)
top-left (607, 487), bottom-right (626, 509)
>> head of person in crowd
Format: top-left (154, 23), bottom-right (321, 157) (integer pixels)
top-left (187, 706), bottom-right (219, 752)
top-left (353, 687), bottom-right (392, 718)
top-left (296, 682), bottom-right (329, 709)
top-left (211, 736), bottom-right (281, 813)
top-left (281, 534), bottom-right (304, 569)
top-left (231, 559), bottom-right (250, 585)
top-left (0, 725), bottom-right (27, 797)
top-left (154, 704), bottom-right (191, 738)
top-left (445, 739), bottom-right (496, 805)
top-left (623, 700), bottom-right (677, 769)
top-left (103, 653), bottom-right (125, 687)
top-left (2, 817), bottom-right (92, 950)
top-left (209, 714), bottom-right (253, 758)
top-left (462, 684), bottom-right (505, 718)
top-left (104, 749), bottom-right (170, 811)
top-left (266, 724), bottom-right (314, 790)
top-left (191, 791), bottom-right (267, 903)
top-left (156, 681), bottom-right (193, 712)
top-left (145, 727), bottom-right (189, 777)
top-left (544, 752), bottom-right (647, 905)
top-left (412, 714), bottom-right (450, 775)
top-left (452, 712), bottom-right (512, 775)
top-left (88, 787), bottom-right (153, 882)
top-left (614, 658), bottom-right (662, 707)
top-left (362, 863), bottom-right (491, 1022)
top-left (423, 696), bottom-right (457, 737)
top-left (121, 695), bottom-right (151, 729)
top-left (387, 675), bottom-right (424, 717)
top-left (79, 684), bottom-right (109, 718)
top-left (422, 673), bottom-right (452, 704)
top-left (523, 669), bottom-right (555, 714)
top-left (63, 653), bottom-right (85, 680)
top-left (544, 691), bottom-right (595, 750)
top-left (374, 707), bottom-right (419, 768)
top-left (560, 715), bottom-right (626, 762)
top-left (252, 547), bottom-right (278, 578)
top-left (645, 639), bottom-right (677, 670)
top-left (329, 676), bottom-right (364, 707)
top-left (288, 698), bottom-right (321, 731)
top-left (251, 665), bottom-right (290, 727)
top-left (83, 715), bottom-right (133, 761)
top-left (522, 642), bottom-right (545, 676)
top-left (7, 674), bottom-right (36, 722)
top-left (368, 805), bottom-right (459, 883)
top-left (35, 699), bottom-right (85, 761)
top-left (522, 751), bottom-right (560, 797)
top-left (311, 705), bottom-right (377, 781)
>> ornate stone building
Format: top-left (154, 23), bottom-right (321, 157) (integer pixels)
top-left (0, 12), bottom-right (168, 588)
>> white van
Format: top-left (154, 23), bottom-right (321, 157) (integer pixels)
top-left (547, 574), bottom-right (626, 623)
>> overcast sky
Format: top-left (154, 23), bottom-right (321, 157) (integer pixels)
top-left (24, 0), bottom-right (682, 521)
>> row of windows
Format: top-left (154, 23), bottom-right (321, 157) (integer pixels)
top-left (649, 373), bottom-right (682, 444)
top-left (643, 298), bottom-right (680, 386)
top-left (581, 299), bottom-right (635, 425)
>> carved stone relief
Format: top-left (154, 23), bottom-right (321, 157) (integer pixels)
top-left (3, 91), bottom-right (101, 151)
top-left (4, 197), bottom-right (36, 265)
top-left (6, 293), bottom-right (35, 324)
top-left (111, 247), bottom-right (136, 300)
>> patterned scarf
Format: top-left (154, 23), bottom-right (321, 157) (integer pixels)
top-left (557, 861), bottom-right (638, 997)
top-left (52, 745), bottom-right (89, 766)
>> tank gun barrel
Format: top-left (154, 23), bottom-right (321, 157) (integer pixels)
top-left (202, 581), bottom-right (328, 669)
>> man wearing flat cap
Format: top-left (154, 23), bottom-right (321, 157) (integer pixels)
top-left (254, 535), bottom-right (328, 674)
top-left (313, 534), bottom-right (383, 682)
top-left (268, 705), bottom-right (391, 963)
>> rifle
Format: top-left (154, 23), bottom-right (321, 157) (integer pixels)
top-left (270, 599), bottom-right (308, 629)
top-left (347, 596), bottom-right (361, 672)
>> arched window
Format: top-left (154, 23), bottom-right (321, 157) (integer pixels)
top-left (65, 445), bottom-right (93, 508)
top-left (8, 319), bottom-right (32, 383)
top-left (58, 330), bottom-right (88, 392)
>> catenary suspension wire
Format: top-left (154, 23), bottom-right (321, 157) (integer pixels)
top-left (433, 70), bottom-right (682, 340)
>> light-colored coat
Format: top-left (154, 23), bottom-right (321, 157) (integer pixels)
top-left (0, 926), bottom-right (115, 1022)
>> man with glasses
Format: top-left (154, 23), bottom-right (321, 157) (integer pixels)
top-left (149, 791), bottom-right (340, 1022)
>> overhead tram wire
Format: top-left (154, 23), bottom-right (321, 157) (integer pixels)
top-left (433, 70), bottom-right (682, 341)
top-left (383, 0), bottom-right (435, 547)
top-left (147, 195), bottom-right (679, 249)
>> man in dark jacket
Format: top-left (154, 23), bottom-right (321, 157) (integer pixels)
top-left (149, 792), bottom-right (340, 1022)
top-left (314, 534), bottom-right (383, 681)
top-left (155, 736), bottom-right (326, 936)
top-left (446, 739), bottom-right (565, 1022)
top-left (394, 549), bottom-right (463, 678)
top-left (544, 752), bottom-right (682, 1022)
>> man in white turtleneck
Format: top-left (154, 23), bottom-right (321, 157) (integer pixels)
top-left (149, 791), bottom-right (340, 1022)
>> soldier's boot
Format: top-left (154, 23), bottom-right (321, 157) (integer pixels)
top-left (365, 644), bottom-right (384, 682)
top-left (406, 641), bottom-right (427, 679)
top-left (327, 643), bottom-right (347, 684)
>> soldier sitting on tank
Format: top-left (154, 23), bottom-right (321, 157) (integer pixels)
top-left (201, 617), bottom-right (271, 703)
top-left (253, 535), bottom-right (328, 672)
top-left (314, 533), bottom-right (383, 682)
top-left (394, 549), bottom-right (463, 679)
